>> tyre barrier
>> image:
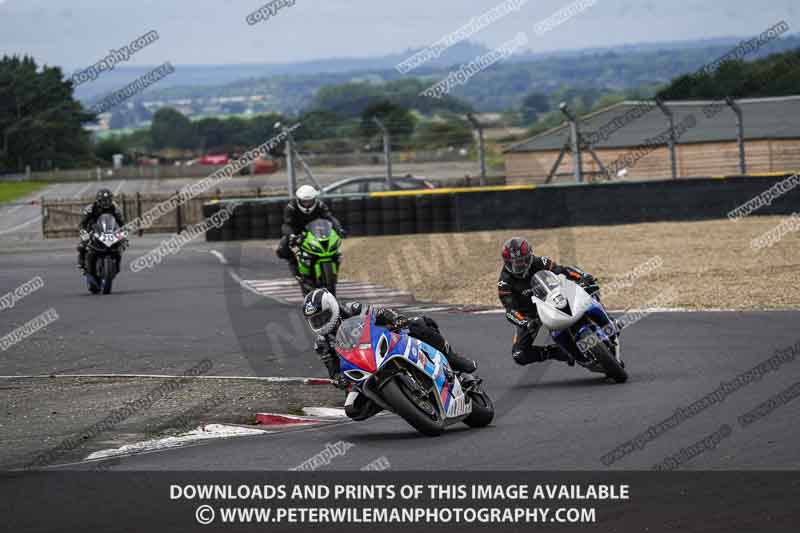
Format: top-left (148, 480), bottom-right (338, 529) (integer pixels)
top-left (233, 203), bottom-right (251, 241)
top-left (249, 202), bottom-right (268, 239)
top-left (205, 174), bottom-right (800, 241)
top-left (203, 204), bottom-right (223, 242)
top-left (364, 197), bottom-right (384, 236)
top-left (266, 202), bottom-right (283, 239)
top-left (344, 197), bottom-right (366, 237)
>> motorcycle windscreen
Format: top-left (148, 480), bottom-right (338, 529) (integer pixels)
top-left (532, 269), bottom-right (573, 315)
top-left (531, 270), bottom-right (560, 299)
top-left (306, 218), bottom-right (333, 239)
top-left (334, 315), bottom-right (377, 373)
top-left (96, 213), bottom-right (120, 233)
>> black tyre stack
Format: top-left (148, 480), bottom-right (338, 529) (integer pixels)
top-left (266, 202), bottom-right (284, 239)
top-left (345, 197), bottom-right (366, 237)
top-left (250, 202), bottom-right (268, 239)
top-left (233, 203), bottom-right (251, 240)
top-left (220, 202), bottom-right (236, 241)
top-left (414, 195), bottom-right (434, 234)
top-left (396, 196), bottom-right (417, 235)
top-left (431, 194), bottom-right (454, 233)
top-left (329, 197), bottom-right (349, 237)
top-left (364, 197), bottom-right (383, 236)
top-left (204, 203), bottom-right (223, 242)
top-left (380, 196), bottom-right (401, 235)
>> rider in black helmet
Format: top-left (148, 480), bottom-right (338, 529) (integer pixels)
top-left (77, 189), bottom-right (125, 271)
top-left (498, 237), bottom-right (598, 366)
top-left (302, 288), bottom-right (477, 421)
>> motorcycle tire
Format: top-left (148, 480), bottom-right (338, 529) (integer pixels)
top-left (591, 340), bottom-right (628, 383)
top-left (381, 374), bottom-right (445, 437)
top-left (463, 387), bottom-right (494, 428)
top-left (100, 256), bottom-right (115, 295)
top-left (321, 262), bottom-right (337, 296)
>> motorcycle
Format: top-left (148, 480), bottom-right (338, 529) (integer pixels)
top-left (334, 310), bottom-right (494, 436)
top-left (292, 218), bottom-right (342, 296)
top-left (81, 213), bottom-right (128, 295)
top-left (530, 269), bottom-right (628, 383)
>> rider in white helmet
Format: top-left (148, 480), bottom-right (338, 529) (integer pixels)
top-left (275, 185), bottom-right (346, 278)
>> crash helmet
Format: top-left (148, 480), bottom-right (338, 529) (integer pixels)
top-left (502, 237), bottom-right (534, 277)
top-left (302, 288), bottom-right (341, 335)
top-left (295, 185), bottom-right (319, 214)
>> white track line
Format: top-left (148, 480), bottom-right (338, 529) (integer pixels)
top-left (85, 424), bottom-right (270, 461)
top-left (209, 250), bottom-right (228, 265)
top-left (112, 180), bottom-right (126, 195)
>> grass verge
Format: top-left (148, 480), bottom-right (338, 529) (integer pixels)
top-left (0, 181), bottom-right (46, 204)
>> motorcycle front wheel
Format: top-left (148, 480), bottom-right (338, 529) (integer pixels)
top-left (320, 262), bottom-right (337, 296)
top-left (381, 373), bottom-right (445, 437)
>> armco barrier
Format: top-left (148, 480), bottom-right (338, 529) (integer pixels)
top-left (203, 173), bottom-right (800, 240)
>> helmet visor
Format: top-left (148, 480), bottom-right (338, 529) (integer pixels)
top-left (510, 255), bottom-right (532, 275)
top-left (308, 309), bottom-right (333, 330)
top-left (299, 199), bottom-right (316, 211)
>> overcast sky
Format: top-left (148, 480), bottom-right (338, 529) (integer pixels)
top-left (0, 0), bottom-right (797, 70)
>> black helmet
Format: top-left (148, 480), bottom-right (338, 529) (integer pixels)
top-left (502, 237), bottom-right (534, 277)
top-left (96, 188), bottom-right (113, 210)
top-left (302, 288), bottom-right (341, 335)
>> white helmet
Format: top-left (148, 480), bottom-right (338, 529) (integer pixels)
top-left (295, 185), bottom-right (319, 214)
top-left (302, 288), bottom-right (340, 335)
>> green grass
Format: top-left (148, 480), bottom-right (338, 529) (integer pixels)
top-left (0, 181), bottom-right (47, 204)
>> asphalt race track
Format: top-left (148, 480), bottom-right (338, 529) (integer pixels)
top-left (2, 237), bottom-right (799, 471)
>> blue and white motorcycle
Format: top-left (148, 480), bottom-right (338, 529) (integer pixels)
top-left (530, 269), bottom-right (628, 383)
top-left (334, 310), bottom-right (494, 436)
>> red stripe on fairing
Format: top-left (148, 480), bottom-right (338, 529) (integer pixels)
top-left (440, 380), bottom-right (451, 410)
top-left (335, 315), bottom-right (377, 373)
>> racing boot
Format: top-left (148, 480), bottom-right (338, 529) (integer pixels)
top-left (544, 345), bottom-right (574, 366)
top-left (77, 246), bottom-right (86, 272)
top-left (445, 347), bottom-right (478, 374)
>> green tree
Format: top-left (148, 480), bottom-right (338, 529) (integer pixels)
top-left (412, 118), bottom-right (474, 149)
top-left (360, 100), bottom-right (417, 149)
top-left (0, 55), bottom-right (95, 172)
top-left (520, 92), bottom-right (550, 125)
top-left (94, 136), bottom-right (125, 163)
top-left (150, 108), bottom-right (198, 150)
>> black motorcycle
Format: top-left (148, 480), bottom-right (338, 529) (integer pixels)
top-left (81, 213), bottom-right (128, 295)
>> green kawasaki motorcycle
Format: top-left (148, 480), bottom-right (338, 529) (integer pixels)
top-left (293, 218), bottom-right (342, 296)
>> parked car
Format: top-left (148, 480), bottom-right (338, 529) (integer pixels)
top-left (321, 175), bottom-right (435, 196)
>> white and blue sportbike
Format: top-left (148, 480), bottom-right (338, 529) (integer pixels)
top-left (530, 269), bottom-right (628, 383)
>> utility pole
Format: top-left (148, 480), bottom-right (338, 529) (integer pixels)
top-left (275, 121), bottom-right (297, 195)
top-left (655, 97), bottom-right (678, 180)
top-left (372, 116), bottom-right (394, 189)
top-left (467, 113), bottom-right (487, 186)
top-left (726, 97), bottom-right (747, 174)
top-left (559, 103), bottom-right (584, 184)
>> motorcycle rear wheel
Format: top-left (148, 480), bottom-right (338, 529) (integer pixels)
top-left (463, 387), bottom-right (494, 428)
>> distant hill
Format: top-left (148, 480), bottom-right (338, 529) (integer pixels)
top-left (78, 34), bottom-right (800, 119)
